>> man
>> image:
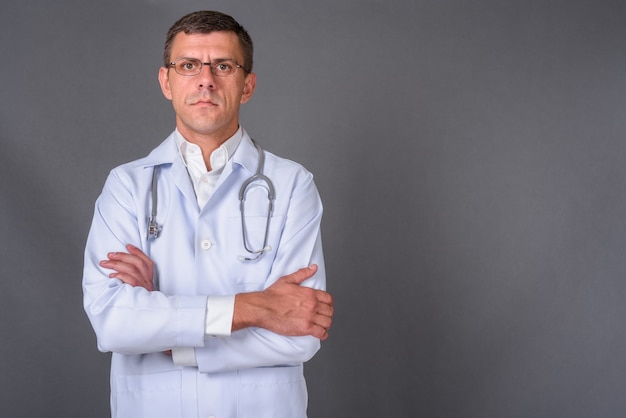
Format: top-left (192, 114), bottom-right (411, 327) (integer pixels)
top-left (82, 11), bottom-right (333, 418)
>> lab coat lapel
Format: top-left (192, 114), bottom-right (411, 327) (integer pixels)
top-left (143, 133), bottom-right (198, 210)
top-left (233, 131), bottom-right (260, 175)
top-left (170, 157), bottom-right (198, 209)
top-left (211, 132), bottom-right (258, 198)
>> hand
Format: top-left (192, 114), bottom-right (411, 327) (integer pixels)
top-left (99, 244), bottom-right (155, 291)
top-left (234, 265), bottom-right (334, 340)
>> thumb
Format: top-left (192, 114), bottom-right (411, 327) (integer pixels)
top-left (282, 264), bottom-right (318, 285)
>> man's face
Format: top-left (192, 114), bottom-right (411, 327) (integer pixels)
top-left (158, 31), bottom-right (256, 143)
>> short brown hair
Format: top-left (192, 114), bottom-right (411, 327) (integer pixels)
top-left (163, 11), bottom-right (254, 73)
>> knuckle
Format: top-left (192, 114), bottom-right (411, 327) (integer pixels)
top-left (301, 299), bottom-right (316, 312)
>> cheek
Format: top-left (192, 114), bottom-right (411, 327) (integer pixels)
top-left (166, 77), bottom-right (193, 102)
top-left (170, 89), bottom-right (192, 112)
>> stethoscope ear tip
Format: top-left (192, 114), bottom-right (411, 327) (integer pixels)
top-left (238, 246), bottom-right (272, 263)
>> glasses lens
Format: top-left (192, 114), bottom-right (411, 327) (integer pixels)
top-left (171, 59), bottom-right (241, 76)
top-left (174, 58), bottom-right (202, 76)
top-left (211, 61), bottom-right (239, 77)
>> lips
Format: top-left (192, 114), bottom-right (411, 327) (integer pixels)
top-left (185, 93), bottom-right (219, 106)
top-left (189, 99), bottom-right (217, 106)
top-left (194, 100), bottom-right (217, 106)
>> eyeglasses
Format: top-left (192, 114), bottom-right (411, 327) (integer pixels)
top-left (168, 58), bottom-right (244, 77)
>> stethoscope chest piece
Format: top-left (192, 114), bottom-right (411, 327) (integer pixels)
top-left (147, 165), bottom-right (161, 240)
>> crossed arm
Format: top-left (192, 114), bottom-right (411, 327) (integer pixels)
top-left (100, 244), bottom-right (334, 341)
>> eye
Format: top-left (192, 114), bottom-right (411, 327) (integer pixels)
top-left (214, 61), bottom-right (235, 74)
top-left (176, 59), bottom-right (201, 73)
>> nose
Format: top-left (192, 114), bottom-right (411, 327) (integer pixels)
top-left (197, 64), bottom-right (216, 89)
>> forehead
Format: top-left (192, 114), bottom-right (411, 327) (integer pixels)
top-left (170, 31), bottom-right (244, 60)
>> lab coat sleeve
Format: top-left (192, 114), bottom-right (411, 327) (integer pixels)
top-left (195, 168), bottom-right (327, 373)
top-left (82, 168), bottom-right (208, 355)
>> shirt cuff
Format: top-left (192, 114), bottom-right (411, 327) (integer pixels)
top-left (172, 347), bottom-right (198, 367)
top-left (205, 295), bottom-right (235, 338)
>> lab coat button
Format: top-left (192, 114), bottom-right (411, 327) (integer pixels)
top-left (201, 240), bottom-right (213, 250)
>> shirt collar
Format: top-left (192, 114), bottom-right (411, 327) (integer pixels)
top-left (173, 126), bottom-right (243, 173)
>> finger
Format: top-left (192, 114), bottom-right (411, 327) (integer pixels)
top-left (126, 245), bottom-right (154, 277)
top-left (106, 265), bottom-right (154, 289)
top-left (106, 251), bottom-right (145, 267)
top-left (316, 302), bottom-right (334, 319)
top-left (315, 289), bottom-right (333, 306)
top-left (108, 271), bottom-right (138, 285)
top-left (282, 264), bottom-right (318, 285)
top-left (105, 251), bottom-right (151, 277)
top-left (314, 314), bottom-right (332, 330)
top-left (99, 260), bottom-right (145, 286)
top-left (126, 244), bottom-right (153, 267)
top-left (99, 258), bottom-right (140, 275)
top-left (101, 257), bottom-right (144, 278)
top-left (312, 324), bottom-right (329, 341)
top-left (112, 274), bottom-right (154, 291)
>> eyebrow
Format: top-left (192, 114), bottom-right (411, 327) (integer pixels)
top-left (173, 56), bottom-right (238, 63)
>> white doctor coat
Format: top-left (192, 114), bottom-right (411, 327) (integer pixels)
top-left (83, 130), bottom-right (326, 418)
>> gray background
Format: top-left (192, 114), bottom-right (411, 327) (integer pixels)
top-left (1, 0), bottom-right (626, 417)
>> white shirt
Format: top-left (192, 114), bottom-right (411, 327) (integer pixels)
top-left (175, 127), bottom-right (242, 208)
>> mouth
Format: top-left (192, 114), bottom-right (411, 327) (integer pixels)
top-left (186, 93), bottom-right (219, 106)
top-left (190, 99), bottom-right (217, 106)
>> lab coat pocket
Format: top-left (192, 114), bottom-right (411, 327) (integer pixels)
top-left (115, 370), bottom-right (182, 418)
top-left (237, 366), bottom-right (308, 418)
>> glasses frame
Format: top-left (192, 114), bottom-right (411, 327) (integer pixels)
top-left (168, 58), bottom-right (244, 77)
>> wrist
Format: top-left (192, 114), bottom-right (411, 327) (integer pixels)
top-left (233, 291), bottom-right (267, 331)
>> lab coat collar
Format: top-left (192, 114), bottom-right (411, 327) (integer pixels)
top-left (140, 129), bottom-right (259, 172)
top-left (231, 129), bottom-right (261, 176)
top-left (139, 132), bottom-right (196, 207)
top-left (141, 132), bottom-right (180, 167)
top-left (136, 130), bottom-right (262, 209)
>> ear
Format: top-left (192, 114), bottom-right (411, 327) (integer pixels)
top-left (158, 67), bottom-right (173, 100)
top-left (240, 72), bottom-right (256, 104)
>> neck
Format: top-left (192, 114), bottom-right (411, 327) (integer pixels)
top-left (177, 125), bottom-right (239, 170)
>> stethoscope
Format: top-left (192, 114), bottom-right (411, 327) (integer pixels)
top-left (147, 139), bottom-right (276, 262)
